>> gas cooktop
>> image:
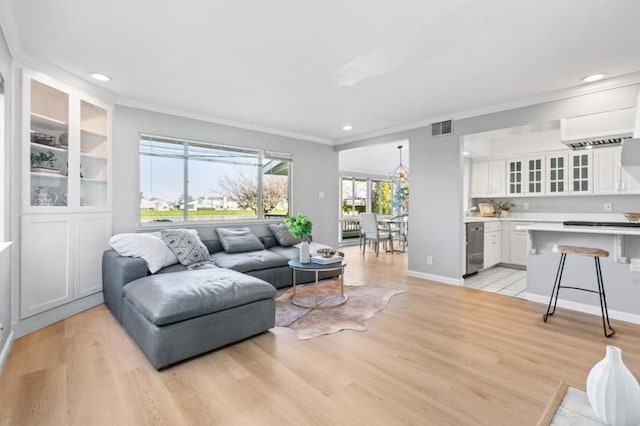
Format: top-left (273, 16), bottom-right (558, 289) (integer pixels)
top-left (563, 221), bottom-right (640, 228)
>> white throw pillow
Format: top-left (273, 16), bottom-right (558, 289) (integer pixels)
top-left (109, 233), bottom-right (178, 274)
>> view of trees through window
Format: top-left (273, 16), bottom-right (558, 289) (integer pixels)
top-left (139, 135), bottom-right (291, 223)
top-left (341, 177), bottom-right (393, 217)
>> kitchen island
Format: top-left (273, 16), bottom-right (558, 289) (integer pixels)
top-left (520, 222), bottom-right (640, 324)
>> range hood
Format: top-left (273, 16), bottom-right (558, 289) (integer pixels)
top-left (560, 107), bottom-right (636, 150)
top-left (620, 92), bottom-right (640, 180)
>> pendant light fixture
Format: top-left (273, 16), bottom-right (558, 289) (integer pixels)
top-left (389, 145), bottom-right (409, 183)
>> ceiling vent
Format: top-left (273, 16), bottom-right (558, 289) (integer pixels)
top-left (431, 120), bottom-right (453, 137)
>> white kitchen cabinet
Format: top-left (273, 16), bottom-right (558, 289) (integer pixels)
top-left (509, 222), bottom-right (534, 266)
top-left (483, 222), bottom-right (502, 269)
top-left (506, 159), bottom-right (524, 196)
top-left (525, 157), bottom-right (545, 196)
top-left (546, 153), bottom-right (567, 195)
top-left (569, 152), bottom-right (592, 194)
top-left (471, 160), bottom-right (505, 198)
top-left (20, 213), bottom-right (111, 319)
top-left (593, 146), bottom-right (640, 194)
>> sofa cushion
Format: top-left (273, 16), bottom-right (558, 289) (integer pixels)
top-left (216, 227), bottom-right (264, 253)
top-left (267, 222), bottom-right (301, 247)
top-left (123, 268), bottom-right (276, 326)
top-left (267, 245), bottom-right (300, 261)
top-left (212, 249), bottom-right (289, 273)
top-left (160, 229), bottom-right (211, 267)
top-left (109, 233), bottom-right (178, 274)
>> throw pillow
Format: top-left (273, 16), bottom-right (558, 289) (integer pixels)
top-left (160, 229), bottom-right (211, 266)
top-left (267, 222), bottom-right (301, 247)
top-left (215, 227), bottom-right (265, 253)
top-left (109, 233), bottom-right (178, 274)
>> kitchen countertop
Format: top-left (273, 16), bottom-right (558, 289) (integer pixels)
top-left (518, 222), bottom-right (640, 236)
top-left (463, 213), bottom-right (633, 224)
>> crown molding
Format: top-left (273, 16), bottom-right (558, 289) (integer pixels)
top-left (116, 97), bottom-right (334, 145)
top-left (335, 71), bottom-right (640, 145)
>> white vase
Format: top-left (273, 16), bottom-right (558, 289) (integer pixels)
top-left (587, 345), bottom-right (640, 426)
top-left (299, 240), bottom-right (310, 264)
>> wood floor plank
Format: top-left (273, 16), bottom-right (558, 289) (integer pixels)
top-left (1, 245), bottom-right (640, 425)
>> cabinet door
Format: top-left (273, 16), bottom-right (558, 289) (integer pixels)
top-left (569, 152), bottom-right (592, 194)
top-left (526, 157), bottom-right (544, 195)
top-left (75, 214), bottom-right (111, 298)
top-left (488, 160), bottom-right (506, 197)
top-left (510, 231), bottom-right (529, 266)
top-left (24, 75), bottom-right (71, 212)
top-left (546, 153), bottom-right (567, 195)
top-left (79, 99), bottom-right (110, 209)
top-left (593, 147), bottom-right (621, 194)
top-left (507, 160), bottom-right (524, 195)
top-left (483, 231), bottom-right (501, 269)
top-left (21, 215), bottom-right (73, 318)
top-left (471, 161), bottom-right (489, 197)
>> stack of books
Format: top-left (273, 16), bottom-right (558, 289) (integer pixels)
top-left (310, 255), bottom-right (343, 265)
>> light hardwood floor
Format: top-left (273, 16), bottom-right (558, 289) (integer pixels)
top-left (2, 245), bottom-right (640, 425)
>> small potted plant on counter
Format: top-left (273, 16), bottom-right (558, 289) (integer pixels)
top-left (497, 200), bottom-right (515, 218)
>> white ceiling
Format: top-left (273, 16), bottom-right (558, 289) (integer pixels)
top-left (339, 141), bottom-right (409, 176)
top-left (3, 0), bottom-right (640, 143)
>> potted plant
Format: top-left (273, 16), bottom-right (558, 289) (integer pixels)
top-left (497, 200), bottom-right (515, 218)
top-left (285, 213), bottom-right (313, 263)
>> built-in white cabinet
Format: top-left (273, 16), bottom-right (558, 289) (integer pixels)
top-left (471, 160), bottom-right (506, 198)
top-left (483, 221), bottom-right (502, 269)
top-left (593, 146), bottom-right (640, 195)
top-left (20, 69), bottom-right (112, 322)
top-left (546, 153), bottom-right (567, 195)
top-left (507, 160), bottom-right (524, 196)
top-left (508, 222), bottom-right (533, 266)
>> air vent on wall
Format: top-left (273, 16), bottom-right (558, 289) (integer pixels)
top-left (432, 120), bottom-right (453, 136)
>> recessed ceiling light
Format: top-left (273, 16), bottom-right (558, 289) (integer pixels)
top-left (90, 73), bottom-right (111, 82)
top-left (342, 125), bottom-right (353, 131)
top-left (582, 73), bottom-right (606, 83)
top-left (463, 151), bottom-right (470, 156)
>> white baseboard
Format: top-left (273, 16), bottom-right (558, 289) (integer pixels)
top-left (0, 330), bottom-right (15, 375)
top-left (14, 292), bottom-right (104, 338)
top-left (526, 293), bottom-right (640, 326)
top-left (407, 270), bottom-right (464, 286)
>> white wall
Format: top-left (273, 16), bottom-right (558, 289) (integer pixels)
top-left (113, 106), bottom-right (339, 246)
top-left (339, 83), bottom-right (640, 282)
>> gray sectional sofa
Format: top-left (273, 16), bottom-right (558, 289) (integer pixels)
top-left (102, 223), bottom-right (335, 369)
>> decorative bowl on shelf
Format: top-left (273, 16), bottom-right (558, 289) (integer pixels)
top-left (316, 248), bottom-right (337, 258)
top-left (624, 212), bottom-right (640, 221)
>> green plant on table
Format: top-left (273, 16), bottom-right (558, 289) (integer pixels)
top-left (31, 150), bottom-right (56, 168)
top-left (285, 213), bottom-right (313, 240)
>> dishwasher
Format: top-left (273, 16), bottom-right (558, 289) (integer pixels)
top-left (464, 222), bottom-right (484, 277)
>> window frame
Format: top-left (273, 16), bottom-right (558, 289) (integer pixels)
top-left (138, 133), bottom-right (292, 226)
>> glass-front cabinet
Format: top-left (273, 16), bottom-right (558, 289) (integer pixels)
top-left (23, 71), bottom-right (111, 212)
top-left (569, 152), bottom-right (592, 194)
top-left (546, 153), bottom-right (567, 195)
top-left (507, 160), bottom-right (524, 195)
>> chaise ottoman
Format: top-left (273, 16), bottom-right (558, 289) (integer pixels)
top-left (121, 268), bottom-right (276, 369)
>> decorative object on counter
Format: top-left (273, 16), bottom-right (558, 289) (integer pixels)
top-left (316, 247), bottom-right (337, 258)
top-left (30, 150), bottom-right (57, 170)
top-left (32, 186), bottom-right (58, 206)
top-left (623, 212), bottom-right (640, 222)
top-left (30, 132), bottom-right (56, 146)
top-left (586, 345), bottom-right (640, 426)
top-left (285, 213), bottom-right (313, 263)
top-left (497, 200), bottom-right (515, 218)
top-left (478, 202), bottom-right (496, 217)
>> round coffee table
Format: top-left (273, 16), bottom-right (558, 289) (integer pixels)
top-left (288, 259), bottom-right (348, 309)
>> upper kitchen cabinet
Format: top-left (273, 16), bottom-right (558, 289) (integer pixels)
top-left (471, 160), bottom-right (505, 198)
top-left (506, 160), bottom-right (524, 196)
top-left (22, 70), bottom-right (112, 213)
top-left (545, 153), bottom-right (566, 195)
top-left (593, 146), bottom-right (640, 194)
top-left (525, 156), bottom-right (544, 196)
top-left (569, 152), bottom-right (592, 194)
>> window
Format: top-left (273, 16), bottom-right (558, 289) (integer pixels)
top-left (341, 177), bottom-right (367, 216)
top-left (371, 179), bottom-right (393, 215)
top-left (139, 134), bottom-right (291, 224)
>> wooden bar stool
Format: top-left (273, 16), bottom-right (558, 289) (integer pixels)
top-left (543, 245), bottom-right (615, 337)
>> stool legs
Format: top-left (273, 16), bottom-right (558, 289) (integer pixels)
top-left (543, 253), bottom-right (615, 337)
top-left (543, 253), bottom-right (566, 321)
top-left (595, 257), bottom-right (615, 337)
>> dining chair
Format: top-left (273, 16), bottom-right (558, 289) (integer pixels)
top-left (360, 213), bottom-right (392, 257)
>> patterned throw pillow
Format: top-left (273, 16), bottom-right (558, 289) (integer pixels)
top-left (160, 229), bottom-right (211, 267)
